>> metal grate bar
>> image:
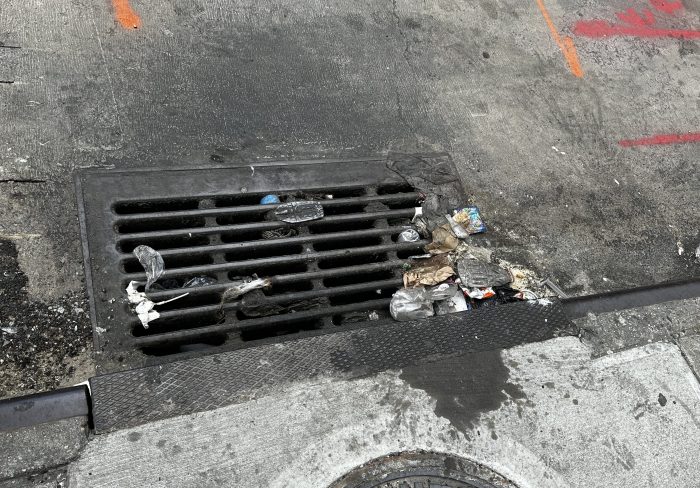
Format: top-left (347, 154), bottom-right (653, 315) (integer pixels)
top-left (131, 278), bottom-right (402, 325)
top-left (115, 208), bottom-right (416, 240)
top-left (113, 193), bottom-right (419, 223)
top-left (77, 156), bottom-right (466, 370)
top-left (144, 260), bottom-right (408, 301)
top-left (132, 298), bottom-right (393, 347)
top-left (122, 241), bottom-right (428, 281)
top-left (119, 226), bottom-right (411, 261)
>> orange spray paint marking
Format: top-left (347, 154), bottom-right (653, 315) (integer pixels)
top-left (535, 0), bottom-right (584, 78)
top-left (112, 0), bottom-right (141, 29)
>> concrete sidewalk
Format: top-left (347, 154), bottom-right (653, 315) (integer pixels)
top-left (65, 336), bottom-right (700, 487)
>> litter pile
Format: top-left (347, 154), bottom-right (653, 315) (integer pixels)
top-left (125, 192), bottom-right (563, 329)
top-left (389, 204), bottom-right (559, 321)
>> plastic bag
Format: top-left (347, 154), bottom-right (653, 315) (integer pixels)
top-left (427, 283), bottom-right (459, 301)
top-left (390, 287), bottom-right (435, 321)
top-left (435, 287), bottom-right (470, 315)
top-left (397, 229), bottom-right (420, 243)
top-left (456, 258), bottom-right (511, 288)
top-left (183, 276), bottom-right (217, 288)
top-left (133, 245), bottom-right (164, 291)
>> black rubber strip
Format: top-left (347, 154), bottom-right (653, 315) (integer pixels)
top-left (0, 386), bottom-right (90, 432)
top-left (561, 278), bottom-right (700, 319)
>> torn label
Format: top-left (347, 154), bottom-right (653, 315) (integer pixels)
top-left (133, 245), bottom-right (164, 290)
top-left (274, 201), bottom-right (324, 223)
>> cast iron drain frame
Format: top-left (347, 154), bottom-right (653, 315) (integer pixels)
top-left (76, 155), bottom-right (465, 373)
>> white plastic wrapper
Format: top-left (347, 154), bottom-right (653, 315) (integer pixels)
top-left (126, 281), bottom-right (188, 328)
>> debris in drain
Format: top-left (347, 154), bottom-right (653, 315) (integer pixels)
top-left (445, 214), bottom-right (469, 239)
top-left (390, 287), bottom-right (435, 321)
top-left (262, 228), bottom-right (297, 239)
top-left (452, 206), bottom-right (487, 234)
top-left (412, 216), bottom-right (430, 238)
top-left (183, 276), bottom-right (218, 288)
top-left (434, 286), bottom-right (469, 315)
top-left (462, 287), bottom-right (496, 300)
top-left (386, 199), bottom-right (559, 322)
top-left (133, 245), bottom-right (164, 291)
top-left (274, 201), bottom-right (324, 223)
top-left (425, 282), bottom-right (457, 300)
top-left (260, 194), bottom-right (281, 205)
top-left (403, 258), bottom-right (454, 287)
top-left (126, 281), bottom-right (189, 328)
top-left (368, 311), bottom-right (380, 321)
top-left (456, 258), bottom-right (512, 288)
top-left (221, 277), bottom-right (271, 303)
top-left (397, 228), bottom-right (421, 243)
top-left (425, 225), bottom-right (459, 254)
top-left (239, 292), bottom-right (325, 318)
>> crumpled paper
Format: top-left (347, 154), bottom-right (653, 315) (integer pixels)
top-left (424, 224), bottom-right (459, 254)
top-left (403, 265), bottom-right (455, 287)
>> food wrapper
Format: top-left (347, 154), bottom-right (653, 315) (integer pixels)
top-left (452, 206), bottom-right (487, 234)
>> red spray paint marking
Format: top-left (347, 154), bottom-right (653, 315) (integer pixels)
top-left (648, 0), bottom-right (683, 15)
top-left (575, 20), bottom-right (700, 38)
top-left (574, 0), bottom-right (700, 39)
top-left (619, 132), bottom-right (700, 147)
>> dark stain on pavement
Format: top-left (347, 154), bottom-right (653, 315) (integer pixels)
top-left (0, 239), bottom-right (92, 398)
top-left (658, 393), bottom-right (668, 406)
top-left (127, 432), bottom-right (142, 442)
top-left (400, 349), bottom-right (525, 432)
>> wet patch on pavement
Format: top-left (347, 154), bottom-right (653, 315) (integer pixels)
top-left (400, 349), bottom-right (525, 433)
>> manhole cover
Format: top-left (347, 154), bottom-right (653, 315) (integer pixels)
top-left (76, 155), bottom-right (466, 373)
top-left (329, 452), bottom-right (516, 488)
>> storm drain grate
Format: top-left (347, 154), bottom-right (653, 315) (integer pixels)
top-left (77, 156), bottom-right (466, 372)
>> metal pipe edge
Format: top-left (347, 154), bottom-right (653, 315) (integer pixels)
top-left (0, 385), bottom-right (90, 432)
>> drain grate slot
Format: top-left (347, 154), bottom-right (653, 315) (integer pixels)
top-left (114, 198), bottom-right (200, 215)
top-left (77, 156), bottom-right (465, 371)
top-left (118, 235), bottom-right (211, 253)
top-left (323, 269), bottom-right (396, 287)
